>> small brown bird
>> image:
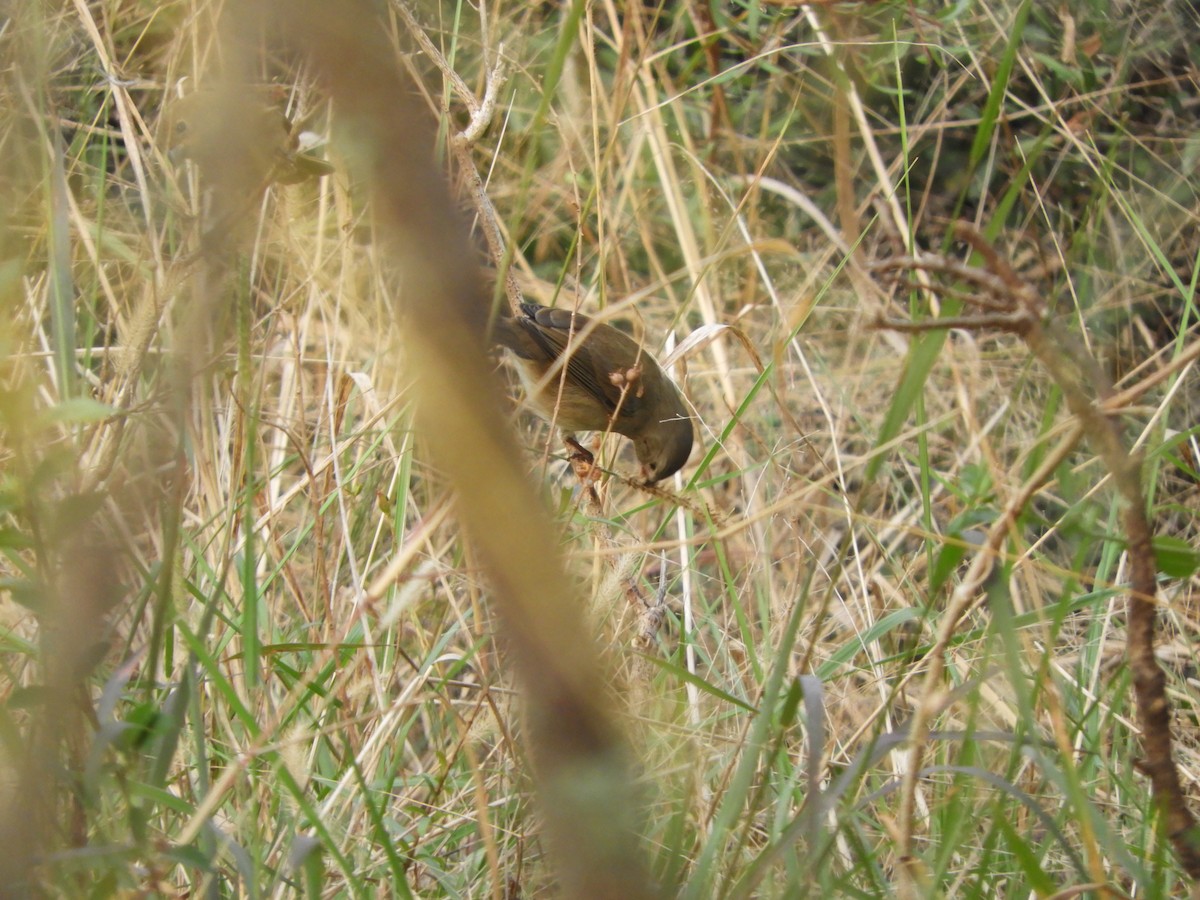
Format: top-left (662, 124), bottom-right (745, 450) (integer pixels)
top-left (493, 302), bottom-right (693, 483)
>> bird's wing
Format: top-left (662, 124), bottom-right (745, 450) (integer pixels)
top-left (519, 306), bottom-right (643, 419)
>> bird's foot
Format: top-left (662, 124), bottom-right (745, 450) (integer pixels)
top-left (564, 436), bottom-right (600, 483)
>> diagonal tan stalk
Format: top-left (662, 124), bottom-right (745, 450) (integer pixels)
top-left (266, 3), bottom-right (663, 897)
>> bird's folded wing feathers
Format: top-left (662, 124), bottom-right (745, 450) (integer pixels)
top-left (519, 307), bottom-right (642, 418)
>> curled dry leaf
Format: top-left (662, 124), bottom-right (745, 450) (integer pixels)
top-left (660, 322), bottom-right (765, 374)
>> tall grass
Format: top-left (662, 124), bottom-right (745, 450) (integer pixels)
top-left (1, 0), bottom-right (1198, 896)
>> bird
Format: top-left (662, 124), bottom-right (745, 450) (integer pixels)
top-left (492, 302), bottom-right (693, 484)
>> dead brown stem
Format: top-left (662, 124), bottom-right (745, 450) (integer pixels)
top-left (877, 225), bottom-right (1200, 883)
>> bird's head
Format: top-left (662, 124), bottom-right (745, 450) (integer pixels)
top-left (634, 413), bottom-right (694, 484)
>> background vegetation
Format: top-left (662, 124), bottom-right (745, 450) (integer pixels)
top-left (1, 0), bottom-right (1198, 896)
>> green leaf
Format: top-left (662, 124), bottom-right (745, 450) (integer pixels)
top-left (995, 813), bottom-right (1057, 895)
top-left (41, 397), bottom-right (117, 425)
top-left (637, 653), bottom-right (757, 713)
top-left (817, 607), bottom-right (924, 680)
top-left (930, 540), bottom-right (968, 600)
top-left (1153, 536), bottom-right (1200, 579)
top-left (0, 528), bottom-right (33, 550)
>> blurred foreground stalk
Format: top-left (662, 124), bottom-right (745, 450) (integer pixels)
top-left (259, 2), bottom-right (660, 897)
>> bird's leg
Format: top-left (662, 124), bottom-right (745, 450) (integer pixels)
top-left (563, 434), bottom-right (593, 465)
top-left (563, 434), bottom-right (604, 512)
top-left (563, 434), bottom-right (598, 481)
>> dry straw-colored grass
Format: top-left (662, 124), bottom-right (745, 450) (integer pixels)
top-left (1, 0), bottom-right (1199, 896)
